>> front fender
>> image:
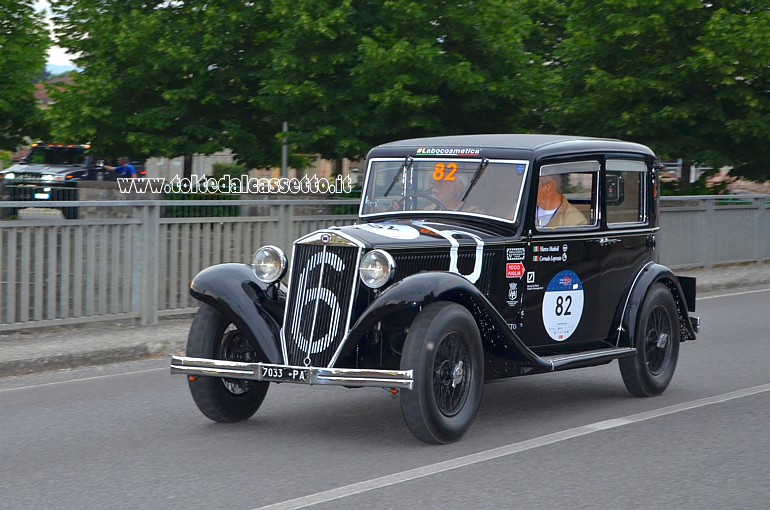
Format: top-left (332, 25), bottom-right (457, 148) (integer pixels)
top-left (619, 263), bottom-right (697, 346)
top-left (343, 272), bottom-right (544, 366)
top-left (190, 263), bottom-right (286, 364)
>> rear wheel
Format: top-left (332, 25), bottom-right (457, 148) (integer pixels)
top-left (186, 303), bottom-right (269, 422)
top-left (400, 302), bottom-right (484, 444)
top-left (620, 284), bottom-right (680, 397)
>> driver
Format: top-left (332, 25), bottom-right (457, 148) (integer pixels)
top-left (431, 174), bottom-right (467, 210)
top-left (389, 173), bottom-right (469, 211)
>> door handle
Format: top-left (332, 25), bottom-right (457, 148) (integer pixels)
top-left (595, 237), bottom-right (621, 246)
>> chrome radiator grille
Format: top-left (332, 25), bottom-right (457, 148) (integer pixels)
top-left (282, 236), bottom-right (360, 367)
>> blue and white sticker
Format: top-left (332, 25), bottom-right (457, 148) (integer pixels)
top-left (542, 270), bottom-right (584, 341)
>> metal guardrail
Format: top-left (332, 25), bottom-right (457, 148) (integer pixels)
top-left (0, 195), bottom-right (768, 331)
top-left (658, 195), bottom-right (770, 269)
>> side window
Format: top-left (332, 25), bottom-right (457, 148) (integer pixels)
top-left (606, 160), bottom-right (647, 225)
top-left (536, 161), bottom-right (599, 230)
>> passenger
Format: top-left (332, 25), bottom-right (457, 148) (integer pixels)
top-left (536, 174), bottom-right (588, 227)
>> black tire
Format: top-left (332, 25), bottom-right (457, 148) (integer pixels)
top-left (186, 303), bottom-right (269, 422)
top-left (620, 283), bottom-right (680, 397)
top-left (400, 302), bottom-right (484, 444)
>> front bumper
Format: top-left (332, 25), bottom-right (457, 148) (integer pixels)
top-left (170, 355), bottom-right (414, 390)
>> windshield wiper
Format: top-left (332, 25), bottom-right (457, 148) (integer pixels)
top-left (384, 156), bottom-right (413, 197)
top-left (462, 158), bottom-right (489, 201)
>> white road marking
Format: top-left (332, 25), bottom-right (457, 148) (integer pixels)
top-left (697, 287), bottom-right (770, 301)
top-left (0, 367), bottom-right (167, 392)
top-left (253, 383), bottom-right (770, 510)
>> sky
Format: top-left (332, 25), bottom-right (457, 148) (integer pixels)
top-left (33, 0), bottom-right (76, 67)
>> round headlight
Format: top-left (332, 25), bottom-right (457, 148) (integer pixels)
top-left (4, 172), bottom-right (15, 180)
top-left (359, 249), bottom-right (395, 289)
top-left (41, 174), bottom-right (54, 182)
top-left (252, 245), bottom-right (287, 284)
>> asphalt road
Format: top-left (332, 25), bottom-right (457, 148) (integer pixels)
top-left (1, 287), bottom-right (769, 510)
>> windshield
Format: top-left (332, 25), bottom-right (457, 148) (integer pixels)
top-left (27, 146), bottom-right (87, 166)
top-left (360, 158), bottom-right (529, 222)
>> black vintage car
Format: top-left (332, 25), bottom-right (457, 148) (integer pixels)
top-left (171, 134), bottom-right (699, 444)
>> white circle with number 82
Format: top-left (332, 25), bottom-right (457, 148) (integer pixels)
top-left (542, 270), bottom-right (584, 341)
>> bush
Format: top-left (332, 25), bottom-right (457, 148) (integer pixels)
top-left (162, 191), bottom-right (241, 218)
top-left (0, 150), bottom-right (12, 171)
top-left (211, 162), bottom-right (249, 179)
top-left (660, 176), bottom-right (730, 196)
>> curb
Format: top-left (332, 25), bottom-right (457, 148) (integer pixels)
top-left (1, 274), bottom-right (768, 378)
top-left (0, 341), bottom-right (186, 378)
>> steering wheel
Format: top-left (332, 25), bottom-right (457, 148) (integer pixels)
top-left (395, 193), bottom-right (446, 211)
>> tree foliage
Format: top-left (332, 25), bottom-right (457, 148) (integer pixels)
top-left (260, 0), bottom-right (552, 159)
top-left (40, 0), bottom-right (770, 180)
top-left (0, 0), bottom-right (50, 150)
top-left (554, 0), bottom-right (770, 180)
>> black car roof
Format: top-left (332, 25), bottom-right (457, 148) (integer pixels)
top-left (367, 134), bottom-right (655, 160)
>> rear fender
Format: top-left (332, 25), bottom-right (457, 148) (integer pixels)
top-left (189, 263), bottom-right (286, 364)
top-left (617, 263), bottom-right (697, 347)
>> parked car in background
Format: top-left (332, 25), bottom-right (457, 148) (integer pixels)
top-left (171, 134), bottom-right (700, 444)
top-left (0, 142), bottom-right (146, 218)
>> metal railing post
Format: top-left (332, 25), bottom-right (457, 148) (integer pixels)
top-left (131, 203), bottom-right (160, 325)
top-left (702, 197), bottom-right (715, 269)
top-left (758, 196), bottom-right (769, 265)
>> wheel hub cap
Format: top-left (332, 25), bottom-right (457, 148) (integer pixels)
top-left (451, 361), bottom-right (464, 388)
top-left (656, 332), bottom-right (669, 349)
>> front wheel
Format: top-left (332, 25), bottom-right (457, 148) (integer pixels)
top-left (400, 302), bottom-right (484, 444)
top-left (185, 303), bottom-right (269, 422)
top-left (619, 283), bottom-right (680, 397)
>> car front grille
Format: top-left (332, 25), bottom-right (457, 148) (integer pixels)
top-left (282, 234), bottom-right (361, 367)
top-left (9, 173), bottom-right (45, 182)
top-left (392, 251), bottom-right (495, 295)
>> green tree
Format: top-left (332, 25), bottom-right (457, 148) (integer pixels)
top-left (0, 0), bottom-right (50, 149)
top-left (48, 1), bottom-right (280, 173)
top-left (261, 0), bottom-right (552, 160)
top-left (554, 0), bottom-right (770, 181)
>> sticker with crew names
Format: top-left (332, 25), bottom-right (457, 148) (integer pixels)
top-left (533, 243), bottom-right (568, 263)
top-left (542, 270), bottom-right (584, 341)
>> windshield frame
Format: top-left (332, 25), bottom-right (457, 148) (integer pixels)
top-left (359, 157), bottom-right (531, 224)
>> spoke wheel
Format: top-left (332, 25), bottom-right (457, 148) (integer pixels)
top-left (218, 329), bottom-right (258, 395)
top-left (186, 303), bottom-right (269, 422)
top-left (620, 284), bottom-right (680, 397)
top-left (400, 302), bottom-right (483, 444)
top-left (432, 333), bottom-right (471, 416)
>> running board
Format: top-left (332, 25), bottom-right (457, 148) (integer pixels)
top-left (538, 347), bottom-right (636, 371)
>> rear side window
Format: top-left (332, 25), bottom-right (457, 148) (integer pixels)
top-left (536, 160), bottom-right (599, 230)
top-left (606, 160), bottom-right (647, 225)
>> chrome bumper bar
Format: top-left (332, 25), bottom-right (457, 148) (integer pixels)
top-left (170, 355), bottom-right (414, 390)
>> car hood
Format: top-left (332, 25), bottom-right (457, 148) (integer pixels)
top-left (1, 163), bottom-right (76, 175)
top-left (331, 219), bottom-right (508, 249)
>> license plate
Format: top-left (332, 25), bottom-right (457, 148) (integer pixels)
top-left (260, 365), bottom-right (309, 383)
top-left (34, 193), bottom-right (50, 200)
